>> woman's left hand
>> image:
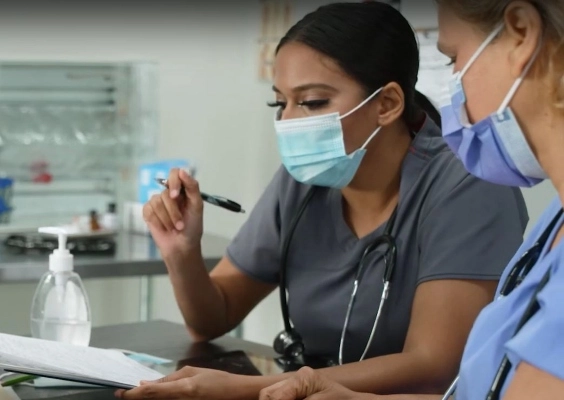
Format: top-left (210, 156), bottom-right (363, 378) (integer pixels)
top-left (114, 366), bottom-right (255, 400)
top-left (259, 367), bottom-right (377, 400)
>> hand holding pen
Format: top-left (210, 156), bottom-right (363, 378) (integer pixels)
top-left (143, 168), bottom-right (244, 255)
top-left (155, 178), bottom-right (245, 214)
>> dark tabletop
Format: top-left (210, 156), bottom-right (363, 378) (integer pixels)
top-left (13, 320), bottom-right (276, 400)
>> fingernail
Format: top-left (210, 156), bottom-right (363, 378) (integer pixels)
top-left (170, 190), bottom-right (178, 198)
top-left (175, 221), bottom-right (184, 231)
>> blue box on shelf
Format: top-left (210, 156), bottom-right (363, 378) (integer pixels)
top-left (0, 177), bottom-right (14, 224)
top-left (137, 160), bottom-right (193, 204)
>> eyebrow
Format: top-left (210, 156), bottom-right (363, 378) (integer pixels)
top-left (272, 83), bottom-right (338, 93)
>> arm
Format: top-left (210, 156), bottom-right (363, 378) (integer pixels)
top-left (144, 167), bottom-right (282, 342)
top-left (256, 367), bottom-right (445, 400)
top-left (117, 366), bottom-right (447, 400)
top-left (165, 252), bottom-right (276, 341)
top-left (316, 278), bottom-right (496, 394)
top-left (234, 278), bottom-right (492, 398)
top-left (502, 248), bottom-right (564, 399)
top-left (503, 362), bottom-right (564, 399)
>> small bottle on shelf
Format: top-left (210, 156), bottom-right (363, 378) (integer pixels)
top-left (89, 210), bottom-right (101, 232)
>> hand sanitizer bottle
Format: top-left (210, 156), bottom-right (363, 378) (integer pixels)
top-left (30, 227), bottom-right (91, 346)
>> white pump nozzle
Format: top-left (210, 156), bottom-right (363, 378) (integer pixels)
top-left (38, 227), bottom-right (73, 273)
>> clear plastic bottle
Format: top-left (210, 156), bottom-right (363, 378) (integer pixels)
top-left (30, 227), bottom-right (91, 346)
top-left (101, 202), bottom-right (119, 230)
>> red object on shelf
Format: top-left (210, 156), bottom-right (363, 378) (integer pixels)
top-left (33, 173), bottom-right (53, 183)
top-left (30, 160), bottom-right (52, 183)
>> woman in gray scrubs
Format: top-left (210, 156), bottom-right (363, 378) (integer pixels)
top-left (119, 2), bottom-right (528, 399)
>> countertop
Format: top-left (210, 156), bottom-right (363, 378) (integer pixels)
top-left (0, 232), bottom-right (230, 283)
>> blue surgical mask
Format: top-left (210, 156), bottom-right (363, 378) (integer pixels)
top-left (440, 24), bottom-right (547, 187)
top-left (275, 88), bottom-right (383, 188)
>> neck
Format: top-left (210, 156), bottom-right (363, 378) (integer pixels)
top-left (533, 112), bottom-right (564, 208)
top-left (341, 125), bottom-right (411, 216)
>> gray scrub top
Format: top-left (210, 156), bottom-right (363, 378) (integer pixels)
top-left (226, 116), bottom-right (528, 364)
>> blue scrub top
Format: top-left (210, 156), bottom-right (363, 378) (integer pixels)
top-left (456, 196), bottom-right (564, 399)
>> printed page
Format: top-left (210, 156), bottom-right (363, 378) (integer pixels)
top-left (0, 333), bottom-right (163, 388)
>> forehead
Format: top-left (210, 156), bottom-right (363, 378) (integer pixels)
top-left (272, 41), bottom-right (358, 90)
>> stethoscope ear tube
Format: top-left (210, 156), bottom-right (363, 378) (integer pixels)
top-left (441, 376), bottom-right (459, 400)
top-left (278, 187), bottom-right (318, 338)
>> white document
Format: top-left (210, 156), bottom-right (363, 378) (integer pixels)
top-left (0, 333), bottom-right (164, 389)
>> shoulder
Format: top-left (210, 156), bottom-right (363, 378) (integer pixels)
top-left (408, 116), bottom-right (526, 214)
top-left (407, 114), bottom-right (471, 193)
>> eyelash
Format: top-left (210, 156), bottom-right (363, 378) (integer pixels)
top-left (266, 99), bottom-right (330, 112)
top-left (445, 58), bottom-right (456, 67)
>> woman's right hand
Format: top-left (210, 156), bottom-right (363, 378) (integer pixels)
top-left (143, 168), bottom-right (204, 256)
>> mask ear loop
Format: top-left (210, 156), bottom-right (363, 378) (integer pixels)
top-left (340, 87), bottom-right (384, 119)
top-left (360, 126), bottom-right (383, 150)
top-left (339, 87), bottom-right (384, 151)
top-left (459, 23), bottom-right (505, 80)
top-left (496, 39), bottom-right (543, 118)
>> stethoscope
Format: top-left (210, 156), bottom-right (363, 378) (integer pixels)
top-left (441, 208), bottom-right (563, 400)
top-left (273, 186), bottom-right (398, 368)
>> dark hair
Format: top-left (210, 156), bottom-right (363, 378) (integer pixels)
top-left (415, 90), bottom-right (441, 126)
top-left (276, 1), bottom-right (433, 125)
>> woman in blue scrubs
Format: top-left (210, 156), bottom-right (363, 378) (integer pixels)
top-left (258, 0), bottom-right (564, 399)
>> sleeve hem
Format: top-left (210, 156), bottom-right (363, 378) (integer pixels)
top-left (225, 249), bottom-right (280, 285)
top-left (417, 272), bottom-right (501, 286)
top-left (509, 350), bottom-right (564, 382)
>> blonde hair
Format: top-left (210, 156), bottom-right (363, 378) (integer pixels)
top-left (438, 0), bottom-right (564, 109)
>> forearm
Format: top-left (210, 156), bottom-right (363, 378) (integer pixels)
top-left (163, 245), bottom-right (229, 340)
top-left (319, 352), bottom-right (452, 395)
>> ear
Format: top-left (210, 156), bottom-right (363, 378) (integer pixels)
top-left (373, 82), bottom-right (405, 127)
top-left (503, 1), bottom-right (543, 79)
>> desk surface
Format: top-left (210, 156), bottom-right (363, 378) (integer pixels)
top-left (14, 320), bottom-right (276, 400)
top-left (0, 233), bottom-right (230, 283)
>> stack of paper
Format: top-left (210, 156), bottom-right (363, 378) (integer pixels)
top-left (0, 333), bottom-right (164, 389)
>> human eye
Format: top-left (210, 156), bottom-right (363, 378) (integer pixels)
top-left (297, 99), bottom-right (329, 111)
top-left (445, 57), bottom-right (457, 67)
top-left (267, 100), bottom-right (286, 119)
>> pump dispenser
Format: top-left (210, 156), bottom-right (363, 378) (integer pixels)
top-left (30, 227), bottom-right (91, 346)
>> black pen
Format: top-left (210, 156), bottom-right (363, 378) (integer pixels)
top-left (155, 178), bottom-right (246, 214)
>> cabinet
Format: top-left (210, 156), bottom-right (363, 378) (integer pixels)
top-left (0, 61), bottom-right (158, 230)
